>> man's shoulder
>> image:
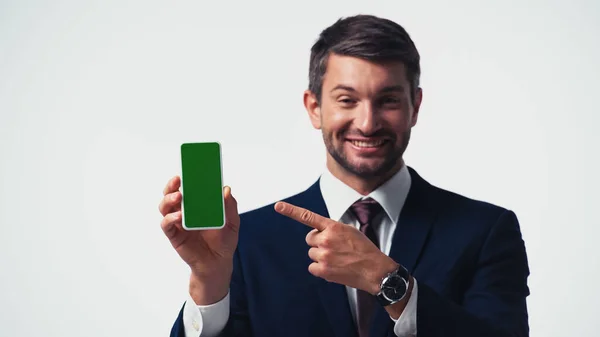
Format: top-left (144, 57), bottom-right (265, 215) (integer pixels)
top-left (436, 184), bottom-right (508, 214)
top-left (425, 179), bottom-right (517, 236)
top-left (401, 169), bottom-right (511, 235)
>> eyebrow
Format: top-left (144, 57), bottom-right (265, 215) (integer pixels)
top-left (330, 84), bottom-right (406, 94)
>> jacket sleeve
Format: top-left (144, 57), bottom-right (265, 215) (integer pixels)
top-left (170, 248), bottom-right (252, 337)
top-left (216, 247), bottom-right (252, 337)
top-left (415, 210), bottom-right (530, 337)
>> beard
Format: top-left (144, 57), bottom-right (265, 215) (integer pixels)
top-left (322, 127), bottom-right (410, 179)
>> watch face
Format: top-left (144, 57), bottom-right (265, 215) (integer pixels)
top-left (382, 275), bottom-right (407, 301)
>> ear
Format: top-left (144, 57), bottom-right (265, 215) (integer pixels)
top-left (410, 87), bottom-right (423, 127)
top-left (304, 90), bottom-right (322, 129)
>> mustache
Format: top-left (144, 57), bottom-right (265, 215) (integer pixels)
top-left (341, 129), bottom-right (396, 140)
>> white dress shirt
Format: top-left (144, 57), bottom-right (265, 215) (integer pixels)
top-left (182, 165), bottom-right (418, 337)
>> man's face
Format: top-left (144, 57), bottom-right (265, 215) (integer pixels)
top-left (306, 54), bottom-right (422, 179)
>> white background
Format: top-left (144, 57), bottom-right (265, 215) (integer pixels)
top-left (1, 0), bottom-right (598, 336)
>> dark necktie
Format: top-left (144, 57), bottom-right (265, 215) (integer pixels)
top-left (349, 197), bottom-right (383, 337)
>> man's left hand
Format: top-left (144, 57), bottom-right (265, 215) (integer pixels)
top-left (274, 201), bottom-right (399, 294)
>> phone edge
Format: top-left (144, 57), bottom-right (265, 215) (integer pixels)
top-left (180, 142), bottom-right (226, 231)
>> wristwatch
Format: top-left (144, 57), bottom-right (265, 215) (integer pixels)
top-left (376, 264), bottom-right (410, 306)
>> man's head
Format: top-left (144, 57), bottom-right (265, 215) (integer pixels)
top-left (304, 14), bottom-right (423, 189)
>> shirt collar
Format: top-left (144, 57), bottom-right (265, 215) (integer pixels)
top-left (319, 164), bottom-right (412, 224)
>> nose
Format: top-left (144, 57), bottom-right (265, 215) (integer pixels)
top-left (354, 103), bottom-right (381, 135)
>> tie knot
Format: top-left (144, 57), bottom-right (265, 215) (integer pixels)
top-left (349, 197), bottom-right (383, 228)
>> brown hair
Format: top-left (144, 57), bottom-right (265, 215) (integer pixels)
top-left (308, 14), bottom-right (421, 104)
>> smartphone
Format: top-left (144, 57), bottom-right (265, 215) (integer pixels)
top-left (180, 142), bottom-right (225, 230)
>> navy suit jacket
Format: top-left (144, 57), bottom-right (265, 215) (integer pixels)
top-left (170, 167), bottom-right (530, 337)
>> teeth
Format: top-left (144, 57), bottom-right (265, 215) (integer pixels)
top-left (350, 140), bottom-right (385, 148)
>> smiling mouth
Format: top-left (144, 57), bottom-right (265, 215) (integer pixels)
top-left (348, 139), bottom-right (387, 148)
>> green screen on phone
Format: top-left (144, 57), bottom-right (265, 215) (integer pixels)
top-left (180, 142), bottom-right (225, 230)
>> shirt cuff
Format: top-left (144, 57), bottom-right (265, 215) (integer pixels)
top-left (391, 278), bottom-right (418, 337)
top-left (182, 291), bottom-right (230, 337)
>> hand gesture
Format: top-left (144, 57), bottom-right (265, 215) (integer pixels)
top-left (159, 176), bottom-right (240, 304)
top-left (274, 201), bottom-right (398, 294)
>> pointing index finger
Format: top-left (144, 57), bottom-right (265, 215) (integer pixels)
top-left (275, 201), bottom-right (330, 231)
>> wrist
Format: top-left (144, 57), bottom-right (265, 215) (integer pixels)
top-left (369, 256), bottom-right (413, 319)
top-left (368, 255), bottom-right (400, 295)
top-left (385, 275), bottom-right (414, 320)
top-left (189, 264), bottom-right (232, 305)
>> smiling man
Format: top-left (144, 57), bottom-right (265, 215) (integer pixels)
top-left (159, 14), bottom-right (530, 337)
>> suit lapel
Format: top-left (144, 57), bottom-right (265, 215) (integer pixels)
top-left (298, 180), bottom-right (359, 337)
top-left (371, 167), bottom-right (439, 337)
top-left (388, 167), bottom-right (438, 273)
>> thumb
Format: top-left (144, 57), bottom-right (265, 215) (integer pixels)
top-left (223, 186), bottom-right (240, 231)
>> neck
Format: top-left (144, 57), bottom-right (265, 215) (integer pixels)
top-left (326, 157), bottom-right (405, 196)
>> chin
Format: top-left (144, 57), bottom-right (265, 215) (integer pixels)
top-left (346, 161), bottom-right (390, 178)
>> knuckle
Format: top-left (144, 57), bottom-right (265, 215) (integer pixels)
top-left (163, 182), bottom-right (172, 195)
top-left (159, 200), bottom-right (170, 214)
top-left (300, 210), bottom-right (313, 223)
top-left (328, 221), bottom-right (341, 231)
top-left (161, 212), bottom-right (181, 231)
top-left (305, 229), bottom-right (317, 243)
top-left (308, 263), bottom-right (322, 277)
top-left (160, 217), bottom-right (171, 231)
top-left (317, 263), bottom-right (330, 279)
top-left (320, 235), bottom-right (332, 247)
top-left (308, 247), bottom-right (317, 259)
top-left (320, 249), bottom-right (331, 261)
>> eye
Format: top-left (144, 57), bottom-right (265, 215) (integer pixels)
top-left (338, 97), bottom-right (357, 106)
top-left (380, 96), bottom-right (401, 105)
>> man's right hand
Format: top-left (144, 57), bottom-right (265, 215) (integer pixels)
top-left (159, 176), bottom-right (240, 305)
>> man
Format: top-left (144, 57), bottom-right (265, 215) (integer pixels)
top-left (159, 14), bottom-right (530, 337)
